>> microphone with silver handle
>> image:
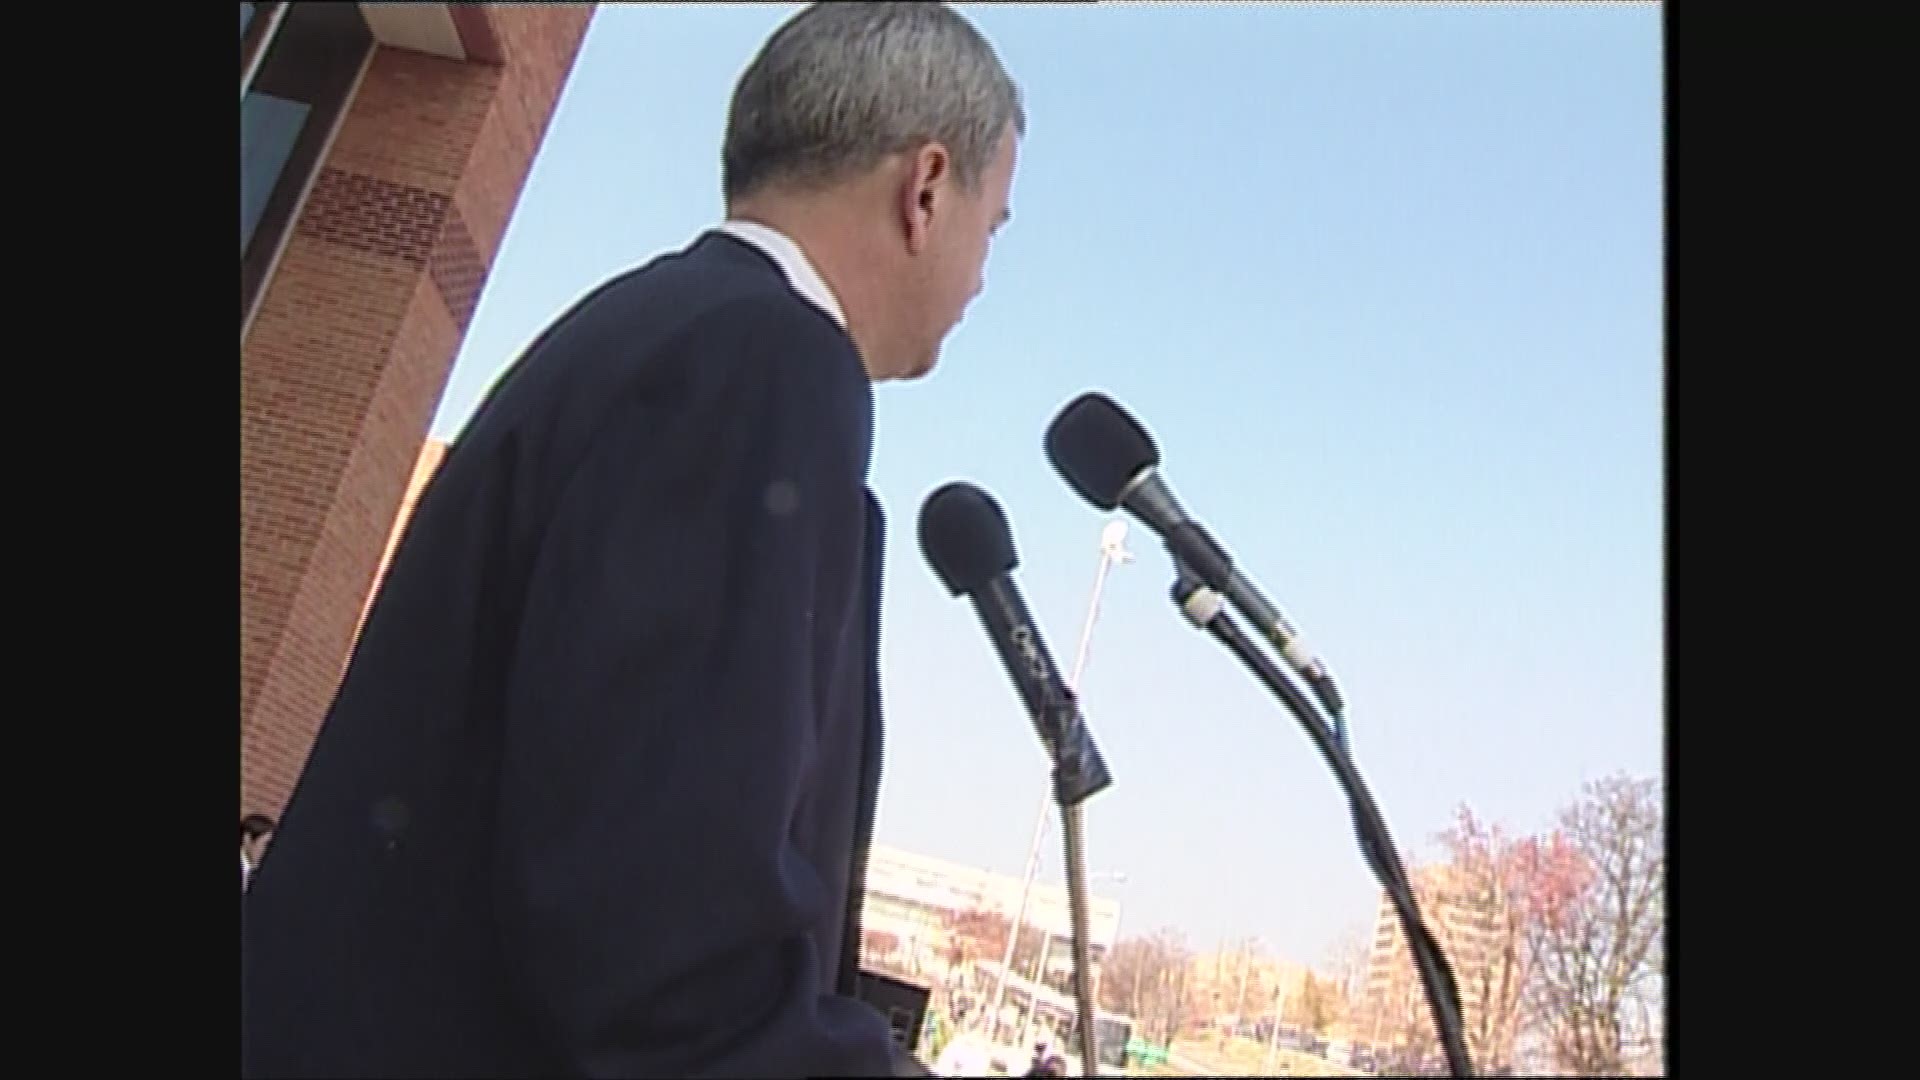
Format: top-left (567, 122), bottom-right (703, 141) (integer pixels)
top-left (1045, 391), bottom-right (1349, 736)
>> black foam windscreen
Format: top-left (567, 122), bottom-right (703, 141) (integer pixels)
top-left (1044, 392), bottom-right (1160, 511)
top-left (918, 481), bottom-right (1019, 597)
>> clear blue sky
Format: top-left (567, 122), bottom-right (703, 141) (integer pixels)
top-left (431, 3), bottom-right (1663, 968)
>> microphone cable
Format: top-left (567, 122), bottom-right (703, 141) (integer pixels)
top-left (1174, 576), bottom-right (1474, 1077)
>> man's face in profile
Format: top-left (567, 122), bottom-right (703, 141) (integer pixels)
top-left (903, 125), bottom-right (1019, 380)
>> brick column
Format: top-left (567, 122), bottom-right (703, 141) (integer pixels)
top-left (240, 5), bottom-right (594, 817)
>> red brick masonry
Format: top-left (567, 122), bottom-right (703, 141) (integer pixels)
top-left (241, 5), bottom-right (594, 817)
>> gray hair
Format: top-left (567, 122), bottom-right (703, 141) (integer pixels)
top-left (722, 2), bottom-right (1025, 203)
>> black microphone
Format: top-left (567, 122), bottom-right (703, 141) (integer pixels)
top-left (921, 480), bottom-right (1116, 1075)
top-left (919, 481), bottom-right (1113, 807)
top-left (1046, 391), bottom-right (1348, 724)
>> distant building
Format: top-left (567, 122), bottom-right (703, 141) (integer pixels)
top-left (860, 844), bottom-right (1123, 982)
top-left (1362, 864), bottom-right (1508, 1059)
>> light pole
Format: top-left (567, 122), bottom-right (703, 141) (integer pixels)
top-left (1262, 979), bottom-right (1292, 1076)
top-left (984, 521), bottom-right (1134, 1046)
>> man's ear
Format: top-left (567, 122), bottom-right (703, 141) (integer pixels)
top-left (900, 141), bottom-right (951, 256)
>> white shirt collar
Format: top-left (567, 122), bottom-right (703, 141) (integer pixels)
top-left (715, 220), bottom-right (847, 330)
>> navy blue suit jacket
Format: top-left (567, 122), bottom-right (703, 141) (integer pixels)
top-left (241, 233), bottom-right (900, 1078)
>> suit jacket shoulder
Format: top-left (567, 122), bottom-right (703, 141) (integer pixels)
top-left (458, 234), bottom-right (871, 513)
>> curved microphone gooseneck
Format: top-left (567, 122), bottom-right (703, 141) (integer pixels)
top-left (1172, 572), bottom-right (1473, 1078)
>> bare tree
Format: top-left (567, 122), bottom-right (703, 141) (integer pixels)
top-left (1363, 954), bottom-right (1440, 1065)
top-left (1323, 920), bottom-right (1372, 1006)
top-left (1358, 831), bottom-right (1556, 1070)
top-left (1523, 773), bottom-right (1665, 1076)
top-left (1097, 927), bottom-right (1193, 1045)
top-left (1214, 937), bottom-right (1266, 1046)
top-left (1321, 918), bottom-right (1377, 1043)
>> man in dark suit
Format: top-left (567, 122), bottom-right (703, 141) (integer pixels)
top-left (239, 4), bottom-right (1021, 1077)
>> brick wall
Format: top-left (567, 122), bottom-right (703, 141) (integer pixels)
top-left (240, 5), bottom-right (594, 818)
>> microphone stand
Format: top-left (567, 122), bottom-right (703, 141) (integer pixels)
top-left (1168, 570), bottom-right (1474, 1078)
top-left (1039, 691), bottom-right (1113, 1077)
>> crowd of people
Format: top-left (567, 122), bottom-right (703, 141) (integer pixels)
top-left (921, 968), bottom-right (1076, 1078)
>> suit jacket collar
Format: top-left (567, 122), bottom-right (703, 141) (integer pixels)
top-left (713, 220), bottom-right (848, 330)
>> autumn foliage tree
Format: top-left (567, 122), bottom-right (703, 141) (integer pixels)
top-left (943, 906), bottom-right (1012, 969)
top-left (1433, 805), bottom-right (1554, 1069)
top-left (1294, 971), bottom-right (1345, 1034)
top-left (1356, 773), bottom-right (1661, 1076)
top-left (862, 929), bottom-right (902, 960)
top-left (1400, 774), bottom-right (1661, 1076)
